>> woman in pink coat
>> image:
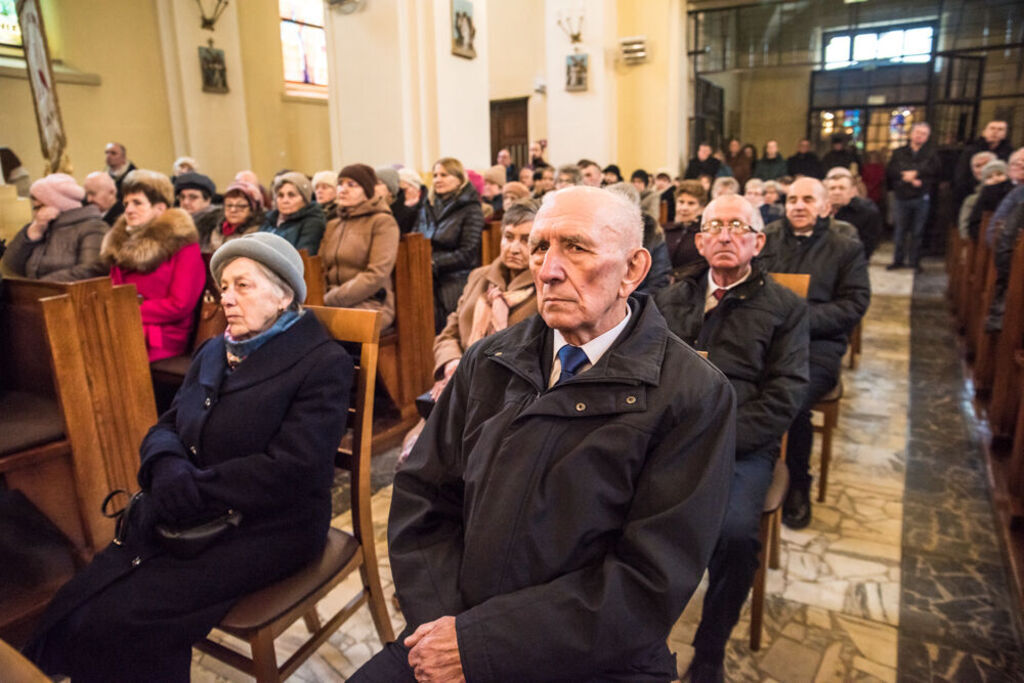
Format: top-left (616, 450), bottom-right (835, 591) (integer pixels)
top-left (100, 169), bottom-right (205, 362)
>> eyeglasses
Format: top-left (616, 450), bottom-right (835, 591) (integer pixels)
top-left (224, 202), bottom-right (250, 211)
top-left (701, 219), bottom-right (757, 235)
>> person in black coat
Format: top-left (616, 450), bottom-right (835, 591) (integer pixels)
top-left (786, 139), bottom-right (824, 179)
top-left (952, 120), bottom-right (1013, 209)
top-left (885, 123), bottom-right (940, 270)
top-left (656, 194), bottom-right (808, 682)
top-left (966, 160), bottom-right (1012, 241)
top-left (826, 171), bottom-right (883, 260)
top-left (414, 157), bottom-right (485, 332)
top-left (759, 178), bottom-right (870, 530)
top-left (821, 133), bottom-right (862, 175)
top-left (685, 142), bottom-right (723, 179)
top-left (666, 179), bottom-right (708, 282)
top-left (24, 233), bottom-right (353, 682)
top-left (351, 186), bottom-right (734, 682)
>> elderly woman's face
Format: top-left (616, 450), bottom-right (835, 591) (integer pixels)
top-left (276, 183), bottom-right (305, 215)
top-left (500, 220), bottom-right (532, 273)
top-left (401, 181), bottom-right (421, 205)
top-left (315, 182), bottom-right (337, 205)
top-left (433, 164), bottom-right (461, 195)
top-left (223, 192), bottom-right (253, 225)
top-left (219, 258), bottom-right (293, 340)
top-left (337, 177), bottom-right (368, 207)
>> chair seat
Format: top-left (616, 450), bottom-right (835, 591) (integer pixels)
top-left (818, 379), bottom-right (843, 404)
top-left (763, 458), bottom-right (790, 513)
top-left (0, 392), bottom-right (65, 457)
top-left (149, 354), bottom-right (192, 381)
top-left (219, 528), bottom-right (361, 632)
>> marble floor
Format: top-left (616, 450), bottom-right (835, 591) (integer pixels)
top-left (190, 248), bottom-right (1024, 682)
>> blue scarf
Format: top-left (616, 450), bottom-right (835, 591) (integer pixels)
top-left (224, 310), bottom-right (303, 369)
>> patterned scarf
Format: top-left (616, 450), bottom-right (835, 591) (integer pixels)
top-left (467, 284), bottom-right (534, 347)
top-left (224, 310), bottom-right (302, 370)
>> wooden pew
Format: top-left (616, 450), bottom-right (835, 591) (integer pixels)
top-left (299, 249), bottom-right (326, 306)
top-left (377, 233), bottom-right (434, 429)
top-left (962, 213), bottom-right (992, 341)
top-left (480, 220), bottom-right (502, 265)
top-left (954, 235), bottom-right (977, 330)
top-left (0, 277), bottom-right (156, 642)
top-left (988, 233), bottom-right (1024, 446)
top-left (972, 250), bottom-right (1000, 396)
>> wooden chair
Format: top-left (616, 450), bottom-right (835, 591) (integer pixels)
top-left (769, 272), bottom-right (840, 502)
top-left (988, 233), bottom-right (1024, 446)
top-left (1006, 350), bottom-right (1024, 521)
top-left (0, 638), bottom-right (50, 683)
top-left (749, 434), bottom-right (789, 651)
top-left (195, 306), bottom-right (394, 682)
top-left (480, 220), bottom-right (502, 265)
top-left (847, 322), bottom-right (862, 370)
top-left (299, 249), bottom-right (326, 306)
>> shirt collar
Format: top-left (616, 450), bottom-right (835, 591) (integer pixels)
top-left (551, 303), bottom-right (632, 370)
top-left (707, 266), bottom-right (751, 295)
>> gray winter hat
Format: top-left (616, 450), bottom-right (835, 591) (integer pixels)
top-left (375, 167), bottom-right (400, 198)
top-left (273, 171), bottom-right (313, 205)
top-left (981, 159), bottom-right (1008, 182)
top-left (210, 232), bottom-right (307, 304)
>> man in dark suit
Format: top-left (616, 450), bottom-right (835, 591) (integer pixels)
top-left (657, 194), bottom-right (809, 682)
top-left (351, 186), bottom-right (735, 682)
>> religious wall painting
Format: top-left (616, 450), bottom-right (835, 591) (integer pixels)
top-left (566, 53), bottom-right (588, 92)
top-left (451, 0), bottom-right (476, 60)
top-left (199, 43), bottom-right (228, 93)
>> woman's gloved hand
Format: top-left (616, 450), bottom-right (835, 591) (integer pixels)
top-left (148, 456), bottom-right (218, 522)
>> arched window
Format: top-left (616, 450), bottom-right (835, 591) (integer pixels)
top-left (280, 0), bottom-right (328, 98)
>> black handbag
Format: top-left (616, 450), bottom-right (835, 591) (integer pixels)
top-left (102, 489), bottom-right (243, 559)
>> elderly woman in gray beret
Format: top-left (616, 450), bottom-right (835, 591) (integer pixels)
top-left (25, 233), bottom-right (354, 681)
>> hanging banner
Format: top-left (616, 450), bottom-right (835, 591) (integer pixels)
top-left (16, 0), bottom-right (67, 174)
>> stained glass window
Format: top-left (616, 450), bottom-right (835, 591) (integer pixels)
top-left (0, 0), bottom-right (22, 48)
top-left (280, 0), bottom-right (327, 94)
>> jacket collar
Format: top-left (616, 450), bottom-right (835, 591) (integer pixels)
top-left (267, 201), bottom-right (324, 226)
top-left (196, 312), bottom-right (331, 394)
top-left (484, 294), bottom-right (667, 392)
top-left (484, 259), bottom-right (533, 292)
top-left (339, 194), bottom-right (392, 219)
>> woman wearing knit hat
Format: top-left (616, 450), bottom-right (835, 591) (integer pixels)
top-left (1, 173), bottom-right (109, 281)
top-left (414, 156), bottom-right (485, 332)
top-left (320, 164), bottom-right (401, 326)
top-left (99, 169), bottom-right (206, 362)
top-left (501, 180), bottom-right (531, 211)
top-left (259, 171), bottom-right (326, 255)
top-left (312, 170), bottom-right (339, 221)
top-left (201, 180), bottom-right (265, 254)
top-left (25, 232), bottom-right (354, 682)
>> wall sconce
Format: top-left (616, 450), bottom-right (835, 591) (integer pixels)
top-left (195, 0), bottom-right (228, 32)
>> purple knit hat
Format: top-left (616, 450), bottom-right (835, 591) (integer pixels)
top-left (30, 173), bottom-right (85, 211)
top-left (223, 181), bottom-right (263, 213)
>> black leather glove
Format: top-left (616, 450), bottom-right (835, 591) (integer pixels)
top-left (148, 456), bottom-right (217, 522)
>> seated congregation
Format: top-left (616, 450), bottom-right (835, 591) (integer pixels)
top-left (2, 136), bottom-right (886, 682)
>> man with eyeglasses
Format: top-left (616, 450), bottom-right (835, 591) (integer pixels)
top-left (656, 195), bottom-right (809, 682)
top-left (759, 177), bottom-right (870, 529)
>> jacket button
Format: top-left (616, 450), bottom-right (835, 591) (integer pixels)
top-left (203, 397), bottom-right (211, 408)
top-left (131, 556), bottom-right (141, 567)
top-left (494, 351), bottom-right (503, 356)
top-left (575, 402), bottom-right (586, 412)
top-left (189, 445), bottom-right (197, 455)
top-left (626, 395), bottom-right (637, 405)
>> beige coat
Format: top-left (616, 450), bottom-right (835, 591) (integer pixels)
top-left (320, 195), bottom-right (400, 327)
top-left (432, 258), bottom-right (536, 378)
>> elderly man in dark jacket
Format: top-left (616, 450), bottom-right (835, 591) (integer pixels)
top-left (353, 186), bottom-right (735, 682)
top-left (656, 194), bottom-right (808, 682)
top-left (760, 177), bottom-right (870, 529)
top-left (827, 169), bottom-right (883, 260)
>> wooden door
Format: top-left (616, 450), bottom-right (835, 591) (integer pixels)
top-left (490, 97), bottom-right (529, 170)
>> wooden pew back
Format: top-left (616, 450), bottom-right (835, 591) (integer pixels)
top-left (480, 221), bottom-right (502, 265)
top-left (299, 249), bottom-right (326, 306)
top-left (989, 232), bottom-right (1024, 442)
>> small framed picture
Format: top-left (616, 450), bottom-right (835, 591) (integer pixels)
top-left (199, 45), bottom-right (229, 93)
top-left (451, 0), bottom-right (476, 60)
top-left (566, 53), bottom-right (588, 92)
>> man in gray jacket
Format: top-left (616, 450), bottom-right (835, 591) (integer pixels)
top-left (353, 186), bottom-right (735, 681)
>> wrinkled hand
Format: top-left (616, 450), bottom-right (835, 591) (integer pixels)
top-left (148, 456), bottom-right (217, 522)
top-left (405, 616), bottom-right (464, 682)
top-left (430, 360), bottom-right (460, 401)
top-left (26, 206), bottom-right (60, 240)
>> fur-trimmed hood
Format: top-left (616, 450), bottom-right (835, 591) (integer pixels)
top-left (101, 208), bottom-right (199, 273)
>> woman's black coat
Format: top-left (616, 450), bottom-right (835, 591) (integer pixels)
top-left (415, 183), bottom-right (484, 331)
top-left (25, 312), bottom-right (352, 681)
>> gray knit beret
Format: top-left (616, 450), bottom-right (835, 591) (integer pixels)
top-left (981, 160), bottom-right (1009, 182)
top-left (273, 171), bottom-right (313, 205)
top-left (375, 167), bottom-right (400, 199)
top-left (210, 232), bottom-right (307, 304)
